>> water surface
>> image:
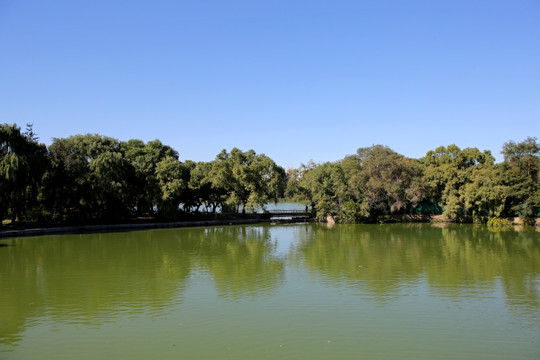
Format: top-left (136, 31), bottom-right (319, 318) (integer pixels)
top-left (1, 223), bottom-right (539, 359)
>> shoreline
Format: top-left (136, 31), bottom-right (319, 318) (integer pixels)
top-left (1, 215), bottom-right (538, 240)
top-left (0, 218), bottom-right (269, 239)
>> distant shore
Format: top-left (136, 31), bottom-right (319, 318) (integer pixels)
top-left (0, 218), bottom-right (270, 239)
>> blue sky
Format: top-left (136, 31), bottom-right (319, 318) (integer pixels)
top-left (1, 0), bottom-right (539, 167)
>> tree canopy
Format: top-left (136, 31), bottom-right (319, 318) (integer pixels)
top-left (286, 140), bottom-right (539, 223)
top-left (0, 123), bottom-right (537, 226)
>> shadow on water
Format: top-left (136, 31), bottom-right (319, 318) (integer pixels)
top-left (0, 225), bottom-right (284, 348)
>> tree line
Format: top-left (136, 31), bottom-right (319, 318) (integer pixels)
top-left (285, 140), bottom-right (539, 223)
top-left (0, 123), bottom-right (285, 225)
top-left (1, 122), bottom-right (538, 226)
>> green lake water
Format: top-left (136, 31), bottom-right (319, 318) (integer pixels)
top-left (1, 223), bottom-right (539, 359)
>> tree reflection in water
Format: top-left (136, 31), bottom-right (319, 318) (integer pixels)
top-left (0, 225), bottom-right (284, 347)
top-left (0, 223), bottom-right (538, 351)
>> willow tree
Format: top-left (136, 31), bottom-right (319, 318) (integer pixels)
top-left (0, 123), bottom-right (48, 223)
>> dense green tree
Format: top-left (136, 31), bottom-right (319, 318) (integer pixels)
top-left (0, 124), bottom-right (48, 223)
top-left (293, 147), bottom-right (434, 222)
top-left (186, 161), bottom-right (227, 213)
top-left (297, 161), bottom-right (348, 219)
top-left (354, 145), bottom-right (425, 216)
top-left (422, 145), bottom-right (495, 220)
top-left (155, 156), bottom-right (187, 219)
top-left (44, 134), bottom-right (188, 222)
top-left (121, 139), bottom-right (179, 215)
top-left (462, 164), bottom-right (508, 219)
top-left (1, 122), bottom-right (538, 226)
top-left (502, 137), bottom-right (540, 177)
top-left (44, 134), bottom-right (132, 222)
top-left (213, 148), bottom-right (286, 214)
top-left (88, 150), bottom-right (132, 219)
top-left (500, 137), bottom-right (539, 218)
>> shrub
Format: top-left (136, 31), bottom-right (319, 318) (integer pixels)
top-left (487, 217), bottom-right (512, 227)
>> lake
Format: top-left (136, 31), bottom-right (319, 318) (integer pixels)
top-left (1, 223), bottom-right (539, 359)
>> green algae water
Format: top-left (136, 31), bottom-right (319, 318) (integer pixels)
top-left (1, 223), bottom-right (539, 359)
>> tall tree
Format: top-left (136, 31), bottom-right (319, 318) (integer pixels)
top-left (213, 148), bottom-right (285, 214)
top-left (121, 139), bottom-right (178, 215)
top-left (462, 164), bottom-right (508, 218)
top-left (355, 145), bottom-right (425, 216)
top-left (422, 145), bottom-right (495, 220)
top-left (0, 123), bottom-right (48, 223)
top-left (297, 161), bottom-right (348, 219)
top-left (500, 137), bottom-right (539, 218)
top-left (187, 161), bottom-right (226, 213)
top-left (155, 156), bottom-right (187, 219)
top-left (44, 134), bottom-right (132, 222)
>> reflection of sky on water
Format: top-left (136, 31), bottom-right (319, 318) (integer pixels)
top-left (270, 225), bottom-right (300, 257)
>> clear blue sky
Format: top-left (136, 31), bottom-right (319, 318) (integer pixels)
top-left (1, 0), bottom-right (539, 167)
